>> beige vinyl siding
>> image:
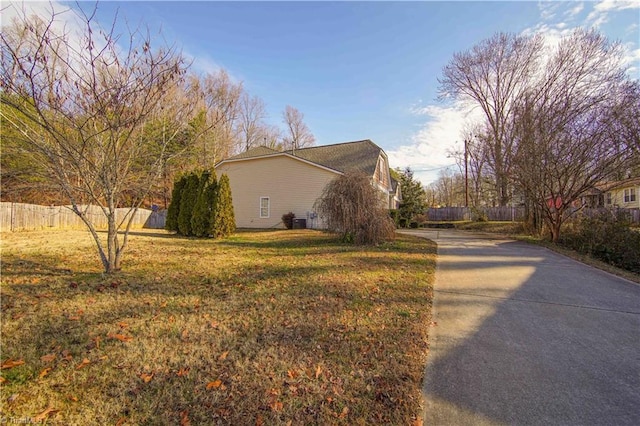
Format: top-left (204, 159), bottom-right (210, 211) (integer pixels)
top-left (216, 155), bottom-right (339, 228)
top-left (607, 185), bottom-right (640, 209)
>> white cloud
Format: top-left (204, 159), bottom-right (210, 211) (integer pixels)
top-left (586, 0), bottom-right (640, 27)
top-left (623, 46), bottom-right (640, 78)
top-left (183, 50), bottom-right (224, 76)
top-left (1, 1), bottom-right (83, 36)
top-left (538, 1), bottom-right (561, 21)
top-left (593, 0), bottom-right (639, 13)
top-left (387, 102), bottom-right (481, 186)
top-left (565, 2), bottom-right (585, 18)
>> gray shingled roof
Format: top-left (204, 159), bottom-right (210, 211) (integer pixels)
top-left (294, 140), bottom-right (382, 175)
top-left (223, 140), bottom-right (383, 175)
top-left (226, 146), bottom-right (280, 160)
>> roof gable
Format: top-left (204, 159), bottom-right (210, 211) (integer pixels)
top-left (218, 140), bottom-right (384, 176)
top-left (294, 140), bottom-right (382, 175)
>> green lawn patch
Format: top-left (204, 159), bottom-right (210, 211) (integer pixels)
top-left (1, 229), bottom-right (436, 424)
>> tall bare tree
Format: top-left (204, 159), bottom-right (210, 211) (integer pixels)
top-left (257, 123), bottom-right (283, 150)
top-left (512, 29), bottom-right (634, 242)
top-left (0, 5), bottom-right (188, 273)
top-left (440, 32), bottom-right (544, 206)
top-left (237, 92), bottom-right (266, 152)
top-left (282, 105), bottom-right (315, 152)
top-left (186, 70), bottom-right (243, 167)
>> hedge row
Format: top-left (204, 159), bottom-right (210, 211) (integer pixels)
top-left (559, 212), bottom-right (640, 274)
top-left (165, 170), bottom-right (235, 238)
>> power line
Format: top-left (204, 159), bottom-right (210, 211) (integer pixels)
top-left (407, 164), bottom-right (457, 172)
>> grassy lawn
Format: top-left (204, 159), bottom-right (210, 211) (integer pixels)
top-left (1, 229), bottom-right (436, 424)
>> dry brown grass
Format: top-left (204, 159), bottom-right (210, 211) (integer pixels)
top-left (1, 229), bottom-right (435, 424)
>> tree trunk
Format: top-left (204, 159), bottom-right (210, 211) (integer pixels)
top-left (106, 214), bottom-right (118, 273)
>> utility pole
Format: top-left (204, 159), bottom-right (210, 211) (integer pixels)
top-left (464, 138), bottom-right (469, 207)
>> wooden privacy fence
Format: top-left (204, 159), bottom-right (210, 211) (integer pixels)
top-left (0, 202), bottom-right (166, 231)
top-left (427, 207), bottom-right (525, 222)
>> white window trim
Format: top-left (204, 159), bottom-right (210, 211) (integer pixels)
top-left (260, 197), bottom-right (270, 218)
top-left (624, 188), bottom-right (636, 203)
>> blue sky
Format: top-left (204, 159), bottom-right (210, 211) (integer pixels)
top-left (4, 1), bottom-right (639, 185)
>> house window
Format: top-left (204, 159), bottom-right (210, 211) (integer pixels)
top-left (260, 197), bottom-right (270, 218)
top-left (624, 188), bottom-right (636, 203)
top-left (605, 192), bottom-right (612, 205)
top-left (376, 157), bottom-right (388, 187)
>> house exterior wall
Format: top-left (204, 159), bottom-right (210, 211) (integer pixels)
top-left (605, 184), bottom-right (640, 209)
top-left (216, 155), bottom-right (339, 228)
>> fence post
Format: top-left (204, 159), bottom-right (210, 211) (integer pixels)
top-left (11, 202), bottom-right (15, 232)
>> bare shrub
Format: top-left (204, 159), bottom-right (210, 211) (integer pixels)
top-left (316, 172), bottom-right (395, 244)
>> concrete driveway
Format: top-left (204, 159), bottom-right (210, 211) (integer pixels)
top-left (401, 229), bottom-right (640, 425)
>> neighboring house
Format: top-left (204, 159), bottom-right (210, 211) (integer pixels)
top-left (602, 177), bottom-right (640, 209)
top-left (215, 139), bottom-right (395, 228)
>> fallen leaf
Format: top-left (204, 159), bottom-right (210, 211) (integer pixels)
top-left (115, 418), bottom-right (126, 426)
top-left (268, 388), bottom-right (280, 396)
top-left (40, 353), bottom-right (56, 363)
top-left (339, 406), bottom-right (349, 419)
top-left (38, 367), bottom-right (52, 379)
top-left (287, 369), bottom-right (299, 379)
top-left (0, 377), bottom-right (6, 384)
top-left (140, 373), bottom-right (154, 383)
top-left (108, 333), bottom-right (133, 343)
top-left (255, 414), bottom-right (264, 426)
top-left (76, 358), bottom-right (90, 369)
top-left (67, 395), bottom-right (79, 402)
top-left (181, 329), bottom-right (189, 340)
top-left (218, 351), bottom-right (229, 361)
top-left (412, 419), bottom-right (424, 426)
top-left (180, 410), bottom-right (190, 426)
top-left (117, 322), bottom-right (129, 329)
top-left (315, 365), bottom-right (322, 379)
top-left (160, 301), bottom-right (168, 308)
top-left (210, 321), bottom-right (219, 329)
top-left (1, 359), bottom-right (25, 370)
top-left (33, 406), bottom-right (59, 422)
top-left (269, 400), bottom-right (283, 412)
top-left (176, 368), bottom-right (190, 377)
top-left (206, 380), bottom-right (222, 390)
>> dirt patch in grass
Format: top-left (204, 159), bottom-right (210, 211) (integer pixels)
top-left (1, 229), bottom-right (435, 424)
